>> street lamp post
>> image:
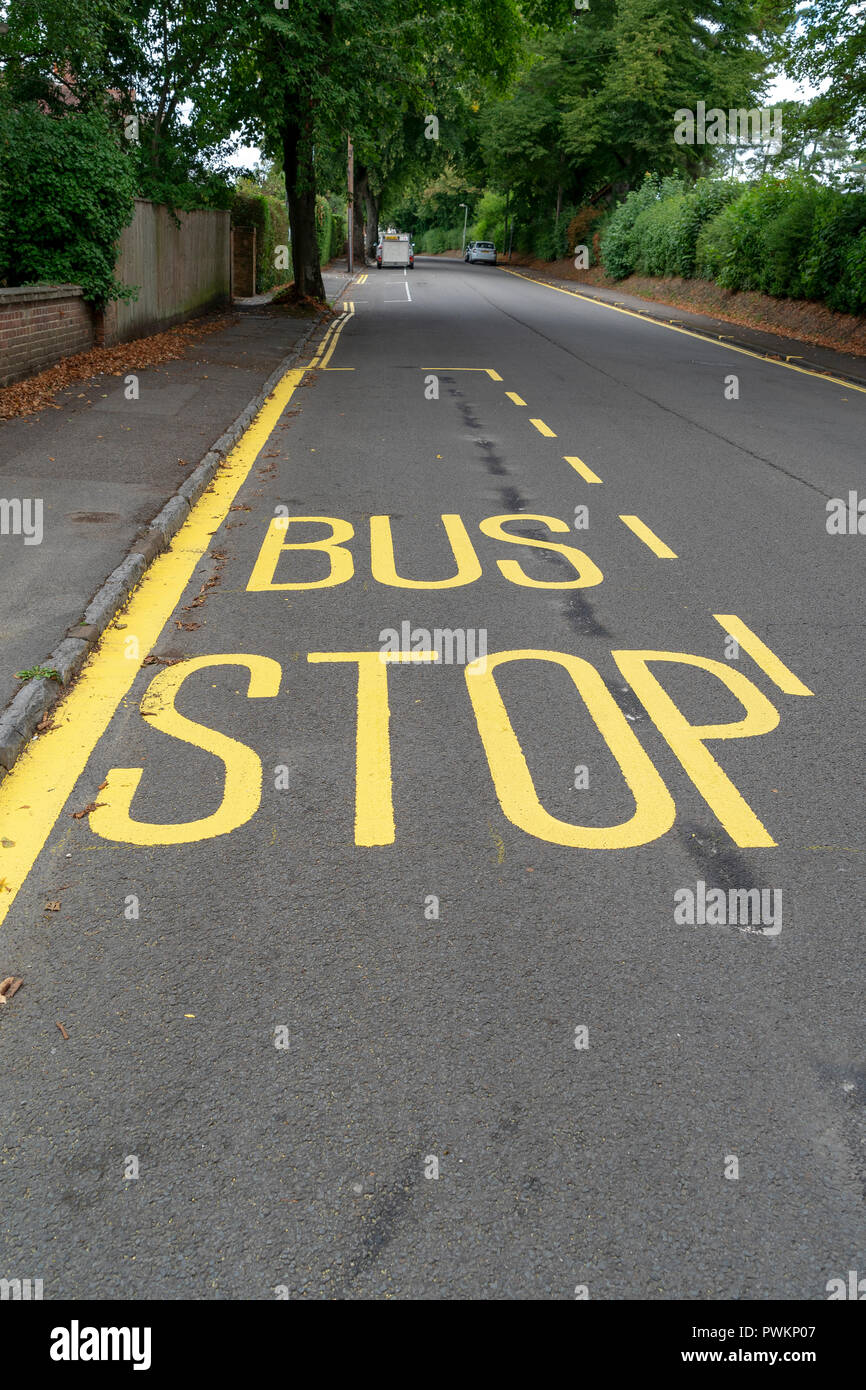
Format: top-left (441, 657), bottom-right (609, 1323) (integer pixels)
top-left (459, 203), bottom-right (469, 254)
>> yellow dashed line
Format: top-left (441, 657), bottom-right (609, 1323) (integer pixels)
top-left (530, 418), bottom-right (557, 438)
top-left (419, 368), bottom-right (502, 379)
top-left (620, 515), bottom-right (677, 558)
top-left (505, 392), bottom-right (526, 406)
top-left (564, 455), bottom-right (602, 484)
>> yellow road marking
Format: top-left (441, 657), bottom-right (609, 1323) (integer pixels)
top-left (619, 515), bottom-right (677, 558)
top-left (0, 366), bottom-right (307, 929)
top-left (308, 650), bottom-right (438, 845)
top-left (419, 368), bottom-right (503, 380)
top-left (319, 307), bottom-right (354, 368)
top-left (713, 615), bottom-right (813, 696)
top-left (500, 267), bottom-right (866, 397)
top-left (530, 418), bottom-right (556, 438)
top-left (308, 313), bottom-right (345, 368)
top-left (357, 273), bottom-right (368, 284)
top-left (505, 392), bottom-right (526, 406)
top-left (564, 455), bottom-right (602, 484)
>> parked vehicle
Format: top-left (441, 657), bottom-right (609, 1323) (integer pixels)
top-left (465, 241), bottom-right (497, 265)
top-left (376, 234), bottom-right (414, 269)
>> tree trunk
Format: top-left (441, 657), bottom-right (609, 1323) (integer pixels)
top-left (354, 165), bottom-right (379, 261)
top-left (282, 115), bottom-right (325, 301)
top-left (352, 165), bottom-right (367, 264)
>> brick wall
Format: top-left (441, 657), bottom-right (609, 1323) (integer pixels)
top-left (0, 286), bottom-right (95, 388)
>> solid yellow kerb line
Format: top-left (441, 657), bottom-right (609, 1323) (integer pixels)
top-left (0, 363), bottom-right (310, 930)
top-left (500, 267), bottom-right (866, 397)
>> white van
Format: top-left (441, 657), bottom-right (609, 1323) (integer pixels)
top-left (377, 234), bottom-right (414, 269)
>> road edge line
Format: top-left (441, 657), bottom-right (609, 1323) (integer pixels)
top-left (499, 266), bottom-right (866, 395)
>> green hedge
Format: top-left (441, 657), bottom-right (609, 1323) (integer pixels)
top-left (603, 173), bottom-right (866, 314)
top-left (0, 102), bottom-right (137, 303)
top-left (231, 191), bottom-right (289, 293)
top-left (696, 178), bottom-right (866, 312)
top-left (315, 194), bottom-right (347, 266)
top-left (417, 225), bottom-right (463, 253)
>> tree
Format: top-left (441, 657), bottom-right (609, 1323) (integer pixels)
top-left (784, 0), bottom-right (866, 145)
top-left (224, 0), bottom-right (523, 299)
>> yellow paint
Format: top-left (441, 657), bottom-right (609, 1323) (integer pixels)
top-left (612, 650), bottom-right (779, 847)
top-left (0, 366), bottom-right (306, 927)
top-left (713, 615), bottom-right (813, 696)
top-left (308, 314), bottom-right (343, 368)
top-left (530, 418), bottom-right (557, 438)
top-left (419, 368), bottom-right (503, 380)
top-left (505, 392), bottom-right (526, 406)
top-left (247, 516), bottom-right (355, 591)
top-left (619, 515), bottom-right (678, 558)
top-left (308, 651), bottom-right (438, 845)
top-left (319, 307), bottom-right (354, 369)
top-left (478, 514), bottom-right (603, 589)
top-left (465, 650), bottom-right (675, 848)
top-left (500, 267), bottom-right (866, 396)
top-left (370, 514), bottom-right (482, 589)
top-left (90, 655), bottom-right (281, 845)
top-left (564, 455), bottom-right (602, 484)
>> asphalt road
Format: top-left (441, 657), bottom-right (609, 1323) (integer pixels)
top-left (1, 255), bottom-right (864, 1300)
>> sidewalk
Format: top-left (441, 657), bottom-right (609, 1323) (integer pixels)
top-left (0, 267), bottom-right (353, 723)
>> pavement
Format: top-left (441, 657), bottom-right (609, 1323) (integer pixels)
top-left (0, 268), bottom-right (354, 715)
top-left (0, 255), bottom-right (864, 1300)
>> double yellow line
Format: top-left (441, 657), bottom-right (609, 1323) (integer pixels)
top-left (310, 305), bottom-right (355, 370)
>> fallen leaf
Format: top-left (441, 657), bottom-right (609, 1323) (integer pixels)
top-left (45, 901), bottom-right (61, 912)
top-left (56, 1021), bottom-right (69, 1040)
top-left (70, 802), bottom-right (105, 819)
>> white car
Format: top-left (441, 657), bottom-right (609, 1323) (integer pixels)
top-left (465, 241), bottom-right (497, 265)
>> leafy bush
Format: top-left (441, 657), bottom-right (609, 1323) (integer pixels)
top-left (0, 102), bottom-right (137, 303)
top-left (470, 191), bottom-right (507, 250)
top-left (418, 226), bottom-right (462, 253)
top-left (605, 172), bottom-right (866, 313)
top-left (666, 178), bottom-right (740, 278)
top-left (326, 195), bottom-right (347, 260)
top-left (231, 191), bottom-right (289, 293)
top-left (566, 205), bottom-right (606, 263)
top-left (599, 175), bottom-right (672, 278)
